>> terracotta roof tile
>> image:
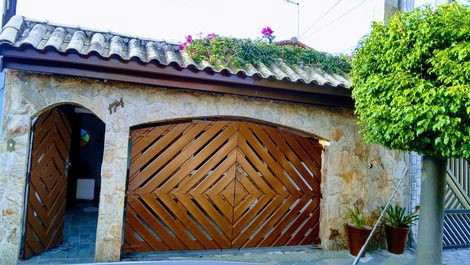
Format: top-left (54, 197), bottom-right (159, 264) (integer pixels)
top-left (0, 16), bottom-right (352, 88)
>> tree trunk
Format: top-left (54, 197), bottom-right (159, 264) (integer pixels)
top-left (416, 156), bottom-right (446, 265)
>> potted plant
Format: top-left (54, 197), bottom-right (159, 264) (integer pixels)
top-left (383, 205), bottom-right (419, 254)
top-left (347, 208), bottom-right (372, 257)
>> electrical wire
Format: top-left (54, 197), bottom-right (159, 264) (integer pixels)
top-left (300, 0), bottom-right (343, 38)
top-left (303, 0), bottom-right (370, 39)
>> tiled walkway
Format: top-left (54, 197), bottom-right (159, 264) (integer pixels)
top-left (19, 206), bottom-right (98, 265)
top-left (18, 211), bottom-right (470, 265)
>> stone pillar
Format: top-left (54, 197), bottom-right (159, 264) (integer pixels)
top-left (0, 131), bottom-right (31, 265)
top-left (0, 82), bottom-right (33, 265)
top-left (318, 142), bottom-right (343, 250)
top-left (319, 143), bottom-right (342, 250)
top-left (319, 144), bottom-right (331, 249)
top-left (94, 129), bottom-right (129, 262)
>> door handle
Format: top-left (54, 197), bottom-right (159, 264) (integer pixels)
top-left (65, 159), bottom-right (72, 176)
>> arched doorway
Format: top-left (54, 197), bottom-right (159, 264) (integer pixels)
top-left (123, 118), bottom-right (322, 253)
top-left (21, 104), bottom-right (105, 261)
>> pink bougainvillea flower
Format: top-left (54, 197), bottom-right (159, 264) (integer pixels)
top-left (186, 35), bottom-right (193, 43)
top-left (207, 33), bottom-right (217, 40)
top-left (261, 26), bottom-right (273, 37)
top-left (178, 44), bottom-right (186, 51)
top-left (207, 52), bottom-right (211, 57)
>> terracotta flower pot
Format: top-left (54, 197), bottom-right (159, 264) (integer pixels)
top-left (347, 224), bottom-right (372, 257)
top-left (385, 225), bottom-right (410, 254)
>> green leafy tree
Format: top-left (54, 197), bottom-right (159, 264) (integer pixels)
top-left (351, 3), bottom-right (469, 159)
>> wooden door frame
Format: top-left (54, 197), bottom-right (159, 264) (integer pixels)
top-left (19, 117), bottom-right (38, 259)
top-left (131, 116), bottom-right (327, 141)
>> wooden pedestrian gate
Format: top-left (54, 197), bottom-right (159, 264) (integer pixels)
top-left (22, 109), bottom-right (72, 259)
top-left (443, 158), bottom-right (470, 248)
top-left (123, 121), bottom-right (322, 252)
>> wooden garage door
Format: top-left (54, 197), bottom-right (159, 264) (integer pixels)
top-left (123, 121), bottom-right (322, 252)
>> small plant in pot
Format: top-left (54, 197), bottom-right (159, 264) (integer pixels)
top-left (347, 208), bottom-right (372, 257)
top-left (383, 205), bottom-right (418, 254)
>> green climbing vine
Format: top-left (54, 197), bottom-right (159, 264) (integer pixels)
top-left (179, 27), bottom-right (351, 74)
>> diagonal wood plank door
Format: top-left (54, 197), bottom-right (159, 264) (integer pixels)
top-left (123, 121), bottom-right (322, 252)
top-left (22, 109), bottom-right (72, 259)
top-left (232, 122), bottom-right (322, 248)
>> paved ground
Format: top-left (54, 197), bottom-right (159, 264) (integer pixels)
top-left (20, 245), bottom-right (470, 265)
top-left (19, 206), bottom-right (98, 264)
top-left (121, 247), bottom-right (470, 265)
top-left (17, 206), bottom-right (470, 265)
top-left (121, 246), bottom-right (415, 265)
top-left (443, 248), bottom-right (470, 265)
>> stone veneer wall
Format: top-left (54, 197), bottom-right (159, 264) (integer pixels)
top-left (0, 70), bottom-right (410, 265)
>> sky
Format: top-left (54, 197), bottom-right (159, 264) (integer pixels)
top-left (11, 0), bottom-right (451, 55)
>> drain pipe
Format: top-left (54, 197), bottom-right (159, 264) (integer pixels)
top-left (352, 168), bottom-right (409, 265)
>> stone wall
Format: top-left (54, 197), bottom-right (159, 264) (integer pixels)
top-left (0, 70), bottom-right (410, 264)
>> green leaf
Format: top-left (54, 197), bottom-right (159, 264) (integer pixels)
top-left (351, 3), bottom-right (470, 160)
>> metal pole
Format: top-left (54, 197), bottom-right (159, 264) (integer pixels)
top-left (297, 3), bottom-right (300, 40)
top-left (352, 168), bottom-right (409, 265)
top-left (1, 0), bottom-right (17, 27)
top-left (283, 0), bottom-right (300, 40)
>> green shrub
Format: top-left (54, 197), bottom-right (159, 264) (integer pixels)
top-left (383, 205), bottom-right (419, 228)
top-left (351, 3), bottom-right (470, 159)
top-left (348, 208), bottom-right (368, 228)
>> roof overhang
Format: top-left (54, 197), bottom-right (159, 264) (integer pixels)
top-left (0, 46), bottom-right (354, 108)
